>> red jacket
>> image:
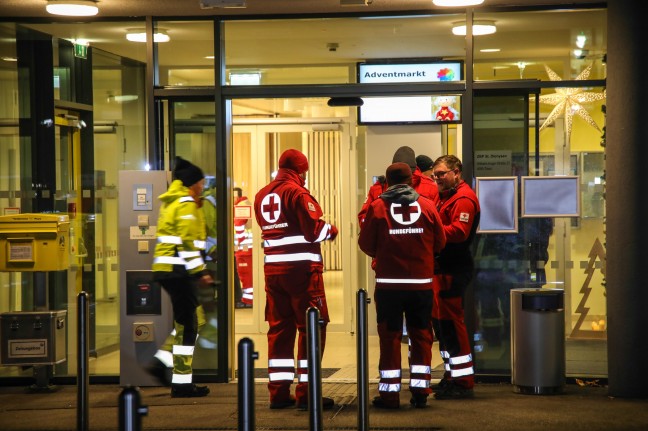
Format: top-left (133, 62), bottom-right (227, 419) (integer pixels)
top-left (358, 168), bottom-right (439, 227)
top-left (358, 184), bottom-right (446, 290)
top-left (254, 168), bottom-right (338, 275)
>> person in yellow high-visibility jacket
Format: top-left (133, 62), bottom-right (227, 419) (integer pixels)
top-left (150, 156), bottom-right (214, 398)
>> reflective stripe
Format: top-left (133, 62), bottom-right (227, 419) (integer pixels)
top-left (315, 224), bottom-right (330, 242)
top-left (380, 369), bottom-right (401, 378)
top-left (298, 373), bottom-right (308, 382)
top-left (445, 364), bottom-right (451, 371)
top-left (205, 195), bottom-right (216, 206)
top-left (269, 358), bottom-right (295, 368)
top-left (269, 372), bottom-right (295, 382)
top-left (440, 350), bottom-right (450, 359)
top-left (194, 240), bottom-right (206, 249)
top-left (410, 378), bottom-right (430, 388)
top-left (179, 214), bottom-right (197, 220)
top-left (410, 365), bottom-right (430, 374)
top-left (172, 373), bottom-right (192, 384)
top-left (451, 366), bottom-right (474, 377)
top-left (185, 257), bottom-right (205, 270)
top-left (198, 337), bottom-right (217, 349)
top-left (378, 383), bottom-right (401, 392)
top-left (376, 278), bottom-right (433, 284)
top-left (264, 235), bottom-right (308, 247)
top-left (265, 253), bottom-right (322, 263)
top-left (173, 345), bottom-right (195, 355)
top-left (154, 256), bottom-right (185, 265)
top-left (179, 196), bottom-right (194, 203)
top-left (158, 235), bottom-right (182, 244)
top-left (154, 350), bottom-right (173, 368)
top-left (298, 359), bottom-right (308, 368)
top-left (449, 353), bottom-right (473, 365)
top-left (179, 250), bottom-right (201, 258)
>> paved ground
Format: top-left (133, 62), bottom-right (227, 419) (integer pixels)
top-left (1, 381), bottom-right (647, 430)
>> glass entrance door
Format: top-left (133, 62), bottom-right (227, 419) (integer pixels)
top-left (233, 122), bottom-right (355, 335)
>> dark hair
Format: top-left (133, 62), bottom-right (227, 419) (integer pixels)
top-left (233, 187), bottom-right (243, 198)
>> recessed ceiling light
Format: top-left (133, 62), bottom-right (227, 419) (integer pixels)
top-left (2, 56), bottom-right (18, 62)
top-left (46, 1), bottom-right (98, 17)
top-left (480, 48), bottom-right (500, 53)
top-left (126, 29), bottom-right (170, 43)
top-left (433, 0), bottom-right (484, 6)
top-left (452, 20), bottom-right (496, 36)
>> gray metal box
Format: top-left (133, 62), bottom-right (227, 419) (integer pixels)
top-left (0, 310), bottom-right (67, 366)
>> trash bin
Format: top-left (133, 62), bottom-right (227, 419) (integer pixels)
top-left (510, 288), bottom-right (565, 395)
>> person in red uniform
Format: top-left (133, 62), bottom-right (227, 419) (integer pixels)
top-left (253, 148), bottom-right (339, 411)
top-left (430, 155), bottom-right (481, 400)
top-left (358, 162), bottom-right (446, 409)
top-left (233, 187), bottom-right (254, 308)
top-left (358, 146), bottom-right (439, 228)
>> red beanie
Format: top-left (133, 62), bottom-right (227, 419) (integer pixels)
top-left (278, 149), bottom-right (309, 174)
top-left (386, 162), bottom-right (413, 186)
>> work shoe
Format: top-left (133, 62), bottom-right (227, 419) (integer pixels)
top-left (431, 377), bottom-right (449, 391)
top-left (269, 395), bottom-right (296, 409)
top-left (297, 396), bottom-right (335, 411)
top-left (433, 382), bottom-right (474, 400)
top-left (372, 396), bottom-right (399, 409)
top-left (171, 383), bottom-right (210, 398)
top-left (145, 357), bottom-right (171, 387)
top-left (409, 393), bottom-right (428, 408)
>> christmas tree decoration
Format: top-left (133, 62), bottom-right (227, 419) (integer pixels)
top-left (532, 64), bottom-right (605, 143)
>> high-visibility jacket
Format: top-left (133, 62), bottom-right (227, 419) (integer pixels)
top-left (254, 168), bottom-right (337, 276)
top-left (152, 179), bottom-right (208, 277)
top-left (358, 168), bottom-right (439, 227)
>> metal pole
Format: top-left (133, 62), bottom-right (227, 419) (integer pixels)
top-left (306, 306), bottom-right (323, 431)
top-left (119, 386), bottom-right (148, 431)
top-left (356, 289), bottom-right (370, 431)
top-left (77, 291), bottom-right (89, 431)
top-left (238, 337), bottom-right (258, 431)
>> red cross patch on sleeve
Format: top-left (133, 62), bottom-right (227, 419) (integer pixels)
top-left (308, 202), bottom-right (316, 212)
top-left (459, 212), bottom-right (470, 223)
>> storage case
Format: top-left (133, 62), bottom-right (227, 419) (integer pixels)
top-left (0, 310), bottom-right (67, 366)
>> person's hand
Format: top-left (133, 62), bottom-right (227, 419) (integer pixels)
top-left (329, 224), bottom-right (338, 241)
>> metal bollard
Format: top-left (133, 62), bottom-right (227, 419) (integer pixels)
top-left (119, 386), bottom-right (148, 431)
top-left (238, 337), bottom-right (258, 431)
top-left (306, 306), bottom-right (323, 431)
top-left (77, 291), bottom-right (90, 431)
top-left (356, 289), bottom-right (371, 431)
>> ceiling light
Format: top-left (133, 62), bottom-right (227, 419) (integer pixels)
top-left (46, 1), bottom-right (98, 16)
top-left (433, 0), bottom-right (484, 6)
top-left (452, 20), bottom-right (496, 36)
top-left (480, 48), bottom-right (500, 53)
top-left (126, 29), bottom-right (170, 43)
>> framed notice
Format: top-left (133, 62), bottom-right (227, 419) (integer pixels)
top-left (475, 177), bottom-right (518, 233)
top-left (521, 176), bottom-right (580, 217)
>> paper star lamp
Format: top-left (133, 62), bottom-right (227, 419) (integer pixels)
top-left (532, 64), bottom-right (605, 143)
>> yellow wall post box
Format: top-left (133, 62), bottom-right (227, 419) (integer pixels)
top-left (0, 214), bottom-right (70, 272)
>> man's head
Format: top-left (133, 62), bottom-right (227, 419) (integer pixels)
top-left (278, 149), bottom-right (309, 175)
top-left (432, 154), bottom-right (462, 192)
top-left (416, 154), bottom-right (434, 177)
top-left (386, 162), bottom-right (413, 187)
top-left (392, 146), bottom-right (417, 173)
top-left (174, 156), bottom-right (204, 187)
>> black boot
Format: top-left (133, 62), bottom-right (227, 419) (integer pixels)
top-left (171, 383), bottom-right (210, 398)
top-left (145, 358), bottom-right (172, 387)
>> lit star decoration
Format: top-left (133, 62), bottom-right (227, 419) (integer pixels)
top-left (437, 68), bottom-right (455, 81)
top-left (533, 64), bottom-right (605, 142)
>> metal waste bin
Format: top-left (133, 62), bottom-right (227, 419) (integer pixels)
top-left (510, 288), bottom-right (565, 395)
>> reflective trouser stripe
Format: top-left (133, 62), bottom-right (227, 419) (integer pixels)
top-left (378, 383), bottom-right (401, 392)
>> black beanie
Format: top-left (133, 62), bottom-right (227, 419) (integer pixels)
top-left (173, 156), bottom-right (204, 187)
top-left (416, 154), bottom-right (434, 172)
top-left (386, 162), bottom-right (413, 186)
top-left (392, 146), bottom-right (416, 172)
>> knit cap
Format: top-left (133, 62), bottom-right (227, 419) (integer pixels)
top-left (173, 156), bottom-right (204, 187)
top-left (416, 154), bottom-right (434, 172)
top-left (386, 162), bottom-right (413, 186)
top-left (278, 149), bottom-right (309, 174)
top-left (392, 146), bottom-right (417, 172)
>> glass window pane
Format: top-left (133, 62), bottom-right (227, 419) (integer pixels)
top-left (156, 21), bottom-right (215, 86)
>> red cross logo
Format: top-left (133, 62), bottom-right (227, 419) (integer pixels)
top-left (390, 201), bottom-right (421, 225)
top-left (261, 193), bottom-right (281, 223)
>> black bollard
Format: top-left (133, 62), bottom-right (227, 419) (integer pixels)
top-left (356, 289), bottom-right (370, 431)
top-left (119, 386), bottom-right (148, 431)
top-left (238, 337), bottom-right (258, 431)
top-left (77, 291), bottom-right (90, 431)
top-left (306, 306), bottom-right (323, 431)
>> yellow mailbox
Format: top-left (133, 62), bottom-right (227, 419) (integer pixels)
top-left (0, 213), bottom-right (70, 272)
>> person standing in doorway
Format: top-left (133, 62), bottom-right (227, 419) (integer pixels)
top-left (234, 187), bottom-right (254, 308)
top-left (358, 162), bottom-right (446, 409)
top-left (430, 155), bottom-right (481, 400)
top-left (151, 156), bottom-right (213, 398)
top-left (254, 149), bottom-right (338, 411)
